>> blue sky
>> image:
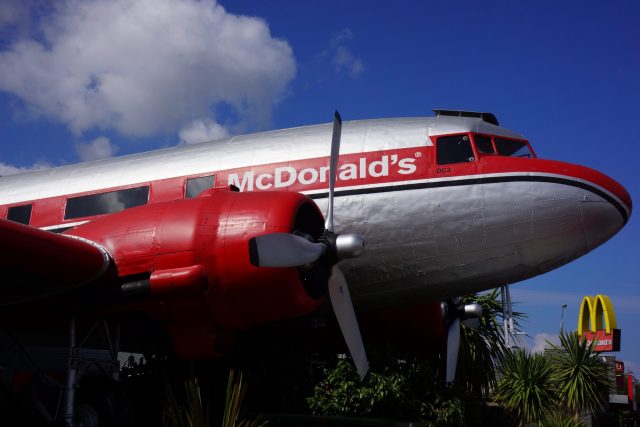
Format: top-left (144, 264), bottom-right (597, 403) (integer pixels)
top-left (1, 1), bottom-right (639, 372)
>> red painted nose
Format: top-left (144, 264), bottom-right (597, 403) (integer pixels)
top-left (610, 179), bottom-right (632, 220)
top-left (611, 180), bottom-right (632, 218)
top-left (578, 166), bottom-right (632, 223)
top-left (543, 160), bottom-right (632, 224)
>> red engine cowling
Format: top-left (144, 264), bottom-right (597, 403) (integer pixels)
top-left (68, 187), bottom-right (327, 358)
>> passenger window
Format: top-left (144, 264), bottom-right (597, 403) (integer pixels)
top-left (437, 135), bottom-right (475, 164)
top-left (7, 204), bottom-right (32, 225)
top-left (495, 138), bottom-right (533, 158)
top-left (186, 175), bottom-right (215, 198)
top-left (65, 186), bottom-right (149, 220)
top-left (475, 135), bottom-right (495, 154)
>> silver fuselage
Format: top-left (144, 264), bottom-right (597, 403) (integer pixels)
top-left (0, 116), bottom-right (631, 308)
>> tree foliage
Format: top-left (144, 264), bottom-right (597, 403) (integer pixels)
top-left (306, 295), bottom-right (613, 426)
top-left (493, 331), bottom-right (612, 426)
top-left (307, 291), bottom-right (515, 424)
top-left (492, 349), bottom-right (556, 426)
top-left (538, 411), bottom-right (585, 427)
top-left (456, 289), bottom-right (522, 397)
top-left (307, 357), bottom-right (464, 425)
top-left (550, 331), bottom-right (610, 417)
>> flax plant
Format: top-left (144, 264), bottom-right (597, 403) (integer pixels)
top-left (162, 370), bottom-right (206, 427)
top-left (222, 368), bottom-right (267, 427)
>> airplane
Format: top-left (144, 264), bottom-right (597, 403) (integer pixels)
top-left (0, 110), bottom-right (632, 423)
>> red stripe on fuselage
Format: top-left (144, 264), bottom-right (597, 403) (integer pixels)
top-left (0, 145), bottom-right (631, 229)
top-left (478, 156), bottom-right (632, 213)
top-left (221, 147), bottom-right (429, 193)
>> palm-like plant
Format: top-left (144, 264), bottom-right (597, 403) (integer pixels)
top-left (550, 331), bottom-right (610, 418)
top-left (538, 411), bottom-right (584, 427)
top-left (492, 349), bottom-right (556, 426)
top-left (456, 289), bottom-right (522, 397)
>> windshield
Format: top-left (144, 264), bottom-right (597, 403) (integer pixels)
top-left (475, 135), bottom-right (495, 154)
top-left (494, 138), bottom-right (533, 158)
top-left (472, 134), bottom-right (535, 158)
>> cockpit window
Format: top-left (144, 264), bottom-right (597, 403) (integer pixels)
top-left (437, 135), bottom-right (475, 164)
top-left (475, 135), bottom-right (495, 154)
top-left (495, 138), bottom-right (533, 158)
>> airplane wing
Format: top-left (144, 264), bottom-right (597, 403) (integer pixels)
top-left (0, 218), bottom-right (111, 305)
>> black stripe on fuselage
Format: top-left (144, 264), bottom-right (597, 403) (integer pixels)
top-left (307, 175), bottom-right (629, 224)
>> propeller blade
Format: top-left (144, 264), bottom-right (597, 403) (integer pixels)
top-left (328, 265), bottom-right (369, 380)
top-left (249, 233), bottom-right (326, 267)
top-left (446, 317), bottom-right (461, 385)
top-left (325, 111), bottom-right (342, 232)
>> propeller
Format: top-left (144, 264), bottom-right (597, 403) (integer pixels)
top-left (442, 299), bottom-right (482, 385)
top-left (328, 265), bottom-right (368, 379)
top-left (325, 110), bottom-right (341, 232)
top-left (249, 111), bottom-right (369, 379)
top-left (248, 233), bottom-right (326, 268)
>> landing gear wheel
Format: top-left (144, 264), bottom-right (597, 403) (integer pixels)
top-left (77, 376), bottom-right (133, 427)
top-left (75, 402), bottom-right (100, 427)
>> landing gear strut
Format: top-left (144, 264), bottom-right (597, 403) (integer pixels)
top-left (500, 284), bottom-right (525, 349)
top-left (63, 317), bottom-right (121, 427)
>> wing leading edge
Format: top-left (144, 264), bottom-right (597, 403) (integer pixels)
top-left (0, 219), bottom-right (111, 306)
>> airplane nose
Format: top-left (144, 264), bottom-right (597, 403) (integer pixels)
top-left (541, 159), bottom-right (631, 223)
top-left (615, 182), bottom-right (632, 218)
top-left (564, 163), bottom-right (632, 250)
top-left (613, 182), bottom-right (632, 219)
top-left (582, 167), bottom-right (632, 224)
top-left (528, 160), bottom-right (632, 275)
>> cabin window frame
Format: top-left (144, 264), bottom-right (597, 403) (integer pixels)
top-left (7, 203), bottom-right (33, 225)
top-left (64, 185), bottom-right (150, 220)
top-left (184, 174), bottom-right (216, 199)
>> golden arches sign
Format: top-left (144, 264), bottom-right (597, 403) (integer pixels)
top-left (577, 294), bottom-right (620, 352)
top-left (578, 294), bottom-right (617, 335)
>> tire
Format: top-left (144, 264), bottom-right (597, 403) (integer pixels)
top-left (77, 376), bottom-right (133, 427)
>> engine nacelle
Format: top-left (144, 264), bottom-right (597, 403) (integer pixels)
top-left (68, 187), bottom-right (326, 358)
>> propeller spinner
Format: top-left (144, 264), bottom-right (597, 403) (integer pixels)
top-left (249, 112), bottom-right (369, 380)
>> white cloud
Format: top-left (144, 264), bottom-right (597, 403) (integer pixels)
top-left (0, 0), bottom-right (28, 29)
top-left (529, 332), bottom-right (560, 354)
top-left (179, 118), bottom-right (230, 145)
top-left (330, 29), bottom-right (354, 47)
top-left (75, 136), bottom-right (118, 161)
top-left (0, 161), bottom-right (50, 176)
top-left (330, 29), bottom-right (364, 78)
top-left (333, 46), bottom-right (364, 78)
top-left (0, 0), bottom-right (296, 137)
